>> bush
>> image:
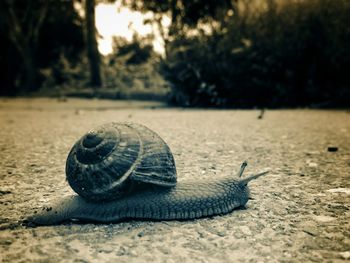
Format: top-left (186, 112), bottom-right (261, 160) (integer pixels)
top-left (103, 36), bottom-right (168, 92)
top-left (163, 0), bottom-right (350, 107)
top-left (40, 53), bottom-right (90, 90)
top-left (39, 36), bottom-right (169, 97)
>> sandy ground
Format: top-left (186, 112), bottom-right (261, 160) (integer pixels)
top-left (0, 98), bottom-right (349, 263)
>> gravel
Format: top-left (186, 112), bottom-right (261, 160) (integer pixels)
top-left (0, 98), bottom-right (349, 262)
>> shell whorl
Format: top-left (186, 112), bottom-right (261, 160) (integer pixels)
top-left (65, 123), bottom-right (177, 202)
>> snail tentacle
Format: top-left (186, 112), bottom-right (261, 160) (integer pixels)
top-left (237, 161), bottom-right (248, 178)
top-left (239, 171), bottom-right (269, 186)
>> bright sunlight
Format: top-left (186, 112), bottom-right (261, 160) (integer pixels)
top-left (95, 2), bottom-right (170, 56)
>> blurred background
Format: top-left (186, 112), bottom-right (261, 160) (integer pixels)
top-left (0, 0), bottom-right (349, 108)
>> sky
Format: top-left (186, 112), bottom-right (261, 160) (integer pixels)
top-left (95, 2), bottom-right (170, 56)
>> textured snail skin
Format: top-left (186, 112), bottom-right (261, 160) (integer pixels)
top-left (26, 173), bottom-right (265, 226)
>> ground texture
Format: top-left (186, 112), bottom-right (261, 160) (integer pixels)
top-left (0, 98), bottom-right (349, 263)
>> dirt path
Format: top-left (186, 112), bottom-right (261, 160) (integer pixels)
top-left (0, 98), bottom-right (349, 262)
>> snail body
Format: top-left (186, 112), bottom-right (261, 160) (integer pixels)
top-left (27, 123), bottom-right (267, 226)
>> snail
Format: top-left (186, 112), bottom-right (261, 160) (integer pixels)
top-left (25, 122), bottom-right (268, 226)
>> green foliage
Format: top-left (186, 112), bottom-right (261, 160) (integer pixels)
top-left (124, 0), bottom-right (234, 26)
top-left (40, 35), bottom-right (168, 98)
top-left (103, 36), bottom-right (167, 92)
top-left (163, 0), bottom-right (350, 107)
top-left (40, 53), bottom-right (89, 90)
top-left (0, 0), bottom-right (84, 95)
top-left (113, 38), bottom-right (153, 65)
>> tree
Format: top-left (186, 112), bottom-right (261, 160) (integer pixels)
top-left (123, 0), bottom-right (234, 27)
top-left (85, 0), bottom-right (102, 87)
top-left (0, 0), bottom-right (48, 91)
top-left (122, 0), bottom-right (236, 58)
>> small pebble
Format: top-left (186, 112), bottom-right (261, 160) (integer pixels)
top-left (327, 188), bottom-right (350, 194)
top-left (240, 226), bottom-right (252, 236)
top-left (327, 147), bottom-right (338, 152)
top-left (339, 251), bottom-right (350, 260)
top-left (308, 162), bottom-right (318, 168)
top-left (313, 215), bottom-right (336, 223)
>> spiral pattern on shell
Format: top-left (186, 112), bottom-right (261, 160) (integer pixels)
top-left (65, 123), bottom-right (177, 202)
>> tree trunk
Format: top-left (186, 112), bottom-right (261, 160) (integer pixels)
top-left (85, 0), bottom-right (102, 87)
top-left (21, 48), bottom-right (37, 92)
top-left (1, 0), bottom-right (48, 92)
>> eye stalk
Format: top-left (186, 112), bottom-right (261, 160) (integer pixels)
top-left (235, 161), bottom-right (269, 186)
top-left (236, 160), bottom-right (248, 177)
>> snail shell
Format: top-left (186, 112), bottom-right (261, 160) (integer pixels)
top-left (66, 123), bottom-right (176, 202)
top-left (25, 122), bottom-right (268, 226)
